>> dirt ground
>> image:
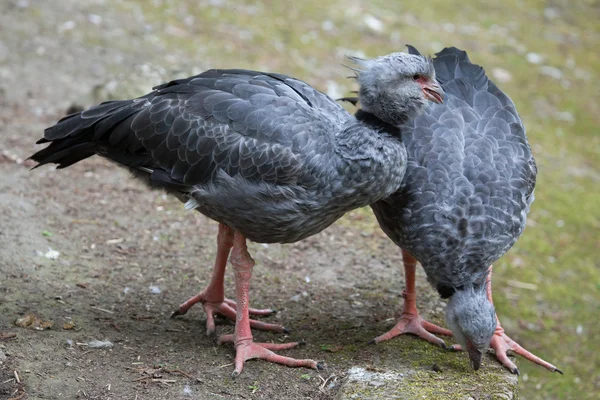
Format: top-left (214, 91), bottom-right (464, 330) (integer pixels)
top-left (0, 1), bottom-right (526, 399)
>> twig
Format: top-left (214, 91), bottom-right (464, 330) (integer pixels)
top-left (166, 369), bottom-right (194, 379)
top-left (217, 363), bottom-right (233, 369)
top-left (130, 315), bottom-right (154, 321)
top-left (13, 371), bottom-right (20, 384)
top-left (132, 376), bottom-right (176, 384)
top-left (7, 392), bottom-right (26, 400)
top-left (91, 306), bottom-right (114, 314)
top-left (507, 280), bottom-right (538, 290)
top-left (0, 333), bottom-right (17, 340)
top-left (319, 374), bottom-right (336, 390)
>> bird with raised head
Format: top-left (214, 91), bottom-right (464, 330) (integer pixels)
top-left (30, 51), bottom-right (443, 376)
top-left (362, 46), bottom-right (561, 375)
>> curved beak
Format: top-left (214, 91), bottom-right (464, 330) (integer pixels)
top-left (423, 81), bottom-right (444, 104)
top-left (466, 341), bottom-right (483, 371)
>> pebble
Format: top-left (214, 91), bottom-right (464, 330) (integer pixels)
top-left (540, 66), bottom-right (563, 80)
top-left (0, 350), bottom-right (6, 363)
top-left (363, 15), bottom-right (384, 32)
top-left (149, 285), bottom-right (161, 294)
top-left (544, 7), bottom-right (560, 20)
top-left (491, 68), bottom-right (512, 83)
top-left (526, 52), bottom-right (544, 65)
top-left (87, 340), bottom-right (114, 349)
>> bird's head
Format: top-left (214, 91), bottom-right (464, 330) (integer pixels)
top-left (445, 285), bottom-right (497, 371)
top-left (347, 51), bottom-right (444, 126)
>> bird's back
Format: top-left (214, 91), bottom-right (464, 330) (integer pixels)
top-left (32, 68), bottom-right (406, 243)
top-left (371, 47), bottom-right (537, 294)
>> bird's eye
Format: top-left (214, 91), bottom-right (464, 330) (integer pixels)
top-left (412, 75), bottom-right (421, 81)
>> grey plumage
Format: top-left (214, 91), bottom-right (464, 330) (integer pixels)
top-left (31, 53), bottom-right (438, 245)
top-left (369, 46), bottom-right (536, 359)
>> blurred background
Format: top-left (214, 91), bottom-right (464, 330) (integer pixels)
top-left (1, 0), bottom-right (598, 399)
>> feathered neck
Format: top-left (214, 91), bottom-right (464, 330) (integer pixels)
top-left (354, 109), bottom-right (402, 138)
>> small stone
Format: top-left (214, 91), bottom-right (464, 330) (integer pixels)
top-left (526, 52), bottom-right (544, 65)
top-left (59, 20), bottom-right (76, 32)
top-left (544, 7), bottom-right (560, 20)
top-left (87, 340), bottom-right (114, 349)
top-left (290, 294), bottom-right (301, 302)
top-left (322, 20), bottom-right (334, 31)
top-left (540, 66), bottom-right (563, 80)
top-left (555, 111), bottom-right (574, 123)
top-left (88, 14), bottom-right (102, 25)
top-left (369, 380), bottom-right (385, 387)
top-left (0, 350), bottom-right (6, 363)
top-left (492, 68), bottom-right (512, 83)
top-left (363, 15), bottom-right (384, 32)
top-left (149, 285), bottom-right (161, 294)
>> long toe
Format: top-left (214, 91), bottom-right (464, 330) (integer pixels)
top-left (491, 331), bottom-right (562, 374)
top-left (223, 298), bottom-right (276, 316)
top-left (174, 293), bottom-right (284, 335)
top-left (172, 292), bottom-right (206, 317)
top-left (231, 341), bottom-right (319, 378)
top-left (372, 312), bottom-right (448, 348)
top-left (210, 302), bottom-right (286, 333)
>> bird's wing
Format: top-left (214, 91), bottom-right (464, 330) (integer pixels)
top-left (35, 69), bottom-right (350, 191)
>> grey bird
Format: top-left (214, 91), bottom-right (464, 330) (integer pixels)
top-left (347, 46), bottom-right (561, 374)
top-left (29, 52), bottom-right (443, 376)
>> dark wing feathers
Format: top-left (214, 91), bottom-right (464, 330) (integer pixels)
top-left (371, 46), bottom-right (536, 290)
top-left (31, 69), bottom-right (349, 191)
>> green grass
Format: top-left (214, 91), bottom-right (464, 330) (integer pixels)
top-left (97, 1), bottom-right (599, 398)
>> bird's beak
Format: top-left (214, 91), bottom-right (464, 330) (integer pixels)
top-left (466, 340), bottom-right (483, 371)
top-left (422, 81), bottom-right (444, 104)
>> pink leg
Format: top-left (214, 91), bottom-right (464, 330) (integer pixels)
top-left (371, 250), bottom-right (452, 348)
top-left (172, 224), bottom-right (284, 336)
top-left (217, 232), bottom-right (321, 377)
top-left (485, 267), bottom-right (562, 375)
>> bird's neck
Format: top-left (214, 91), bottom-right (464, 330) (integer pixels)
top-left (353, 109), bottom-right (403, 138)
top-left (327, 110), bottom-right (407, 210)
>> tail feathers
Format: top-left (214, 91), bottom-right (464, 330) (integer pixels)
top-left (30, 140), bottom-right (97, 169)
top-left (43, 99), bottom-right (134, 142)
top-left (30, 98), bottom-right (143, 169)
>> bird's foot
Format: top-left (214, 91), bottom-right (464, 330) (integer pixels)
top-left (449, 326), bottom-right (563, 375)
top-left (370, 311), bottom-right (452, 348)
top-left (489, 327), bottom-right (562, 375)
top-left (171, 292), bottom-right (283, 336)
top-left (217, 335), bottom-right (323, 377)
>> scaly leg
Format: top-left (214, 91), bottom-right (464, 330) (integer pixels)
top-left (371, 250), bottom-right (452, 348)
top-left (485, 266), bottom-right (562, 375)
top-left (172, 223), bottom-right (284, 336)
top-left (217, 232), bottom-right (321, 377)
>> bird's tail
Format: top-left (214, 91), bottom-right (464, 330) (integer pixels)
top-left (29, 98), bottom-right (146, 169)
